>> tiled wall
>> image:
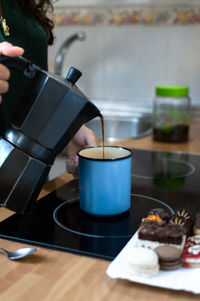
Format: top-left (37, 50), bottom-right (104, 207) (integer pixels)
top-left (48, 1), bottom-right (200, 109)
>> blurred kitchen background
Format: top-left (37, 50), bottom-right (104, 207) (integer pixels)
top-left (48, 0), bottom-right (200, 179)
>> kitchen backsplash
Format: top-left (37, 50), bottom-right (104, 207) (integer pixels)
top-left (52, 1), bottom-right (200, 26)
top-left (48, 1), bottom-right (200, 109)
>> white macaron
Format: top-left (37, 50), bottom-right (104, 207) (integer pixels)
top-left (128, 247), bottom-right (159, 275)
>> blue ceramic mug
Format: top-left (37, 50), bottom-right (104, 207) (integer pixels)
top-left (78, 146), bottom-right (132, 216)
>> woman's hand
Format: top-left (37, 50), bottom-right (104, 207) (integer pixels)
top-left (0, 42), bottom-right (24, 103)
top-left (64, 125), bottom-right (98, 178)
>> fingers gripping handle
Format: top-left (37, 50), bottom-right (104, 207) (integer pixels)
top-left (0, 55), bottom-right (41, 78)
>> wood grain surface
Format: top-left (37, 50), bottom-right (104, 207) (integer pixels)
top-left (0, 117), bottom-right (200, 301)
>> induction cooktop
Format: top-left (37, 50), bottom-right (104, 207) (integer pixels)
top-left (0, 149), bottom-right (200, 260)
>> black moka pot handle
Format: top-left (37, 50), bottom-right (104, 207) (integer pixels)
top-left (0, 55), bottom-right (41, 78)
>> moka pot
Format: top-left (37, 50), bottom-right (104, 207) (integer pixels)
top-left (0, 55), bottom-right (101, 213)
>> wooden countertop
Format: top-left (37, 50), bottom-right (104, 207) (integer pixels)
top-left (1, 117), bottom-right (200, 301)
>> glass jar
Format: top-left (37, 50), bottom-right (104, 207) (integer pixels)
top-left (152, 85), bottom-right (190, 142)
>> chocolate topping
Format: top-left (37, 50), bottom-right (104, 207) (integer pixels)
top-left (141, 219), bottom-right (166, 226)
top-left (147, 208), bottom-right (171, 222)
top-left (138, 222), bottom-right (185, 245)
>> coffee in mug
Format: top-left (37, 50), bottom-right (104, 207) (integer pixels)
top-left (78, 146), bottom-right (132, 216)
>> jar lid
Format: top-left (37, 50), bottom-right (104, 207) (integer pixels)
top-left (156, 85), bottom-right (189, 97)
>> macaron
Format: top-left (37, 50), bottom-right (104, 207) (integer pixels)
top-left (154, 245), bottom-right (182, 270)
top-left (128, 247), bottom-right (159, 275)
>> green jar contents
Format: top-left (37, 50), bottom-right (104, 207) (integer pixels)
top-left (152, 85), bottom-right (190, 142)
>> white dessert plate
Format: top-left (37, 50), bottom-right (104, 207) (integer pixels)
top-left (106, 232), bottom-right (200, 294)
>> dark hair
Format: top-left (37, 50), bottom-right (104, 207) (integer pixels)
top-left (18, 0), bottom-right (54, 45)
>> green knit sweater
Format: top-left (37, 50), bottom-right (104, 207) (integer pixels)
top-left (0, 0), bottom-right (48, 134)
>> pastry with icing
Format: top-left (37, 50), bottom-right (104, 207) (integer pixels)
top-left (182, 235), bottom-right (200, 268)
top-left (170, 208), bottom-right (193, 236)
top-left (137, 208), bottom-right (187, 251)
top-left (137, 220), bottom-right (186, 250)
top-left (148, 208), bottom-right (171, 222)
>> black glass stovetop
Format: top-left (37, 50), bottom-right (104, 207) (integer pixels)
top-left (0, 149), bottom-right (200, 260)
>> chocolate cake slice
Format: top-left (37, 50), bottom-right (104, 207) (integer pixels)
top-left (137, 220), bottom-right (186, 250)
